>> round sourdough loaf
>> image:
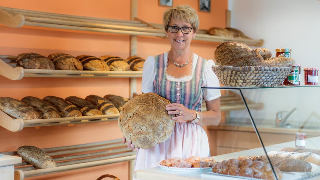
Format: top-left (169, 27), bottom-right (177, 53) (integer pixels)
top-left (118, 93), bottom-right (175, 149)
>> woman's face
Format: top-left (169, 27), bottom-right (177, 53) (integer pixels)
top-left (166, 18), bottom-right (196, 51)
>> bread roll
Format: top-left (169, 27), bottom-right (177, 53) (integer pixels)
top-left (85, 95), bottom-right (119, 115)
top-left (0, 97), bottom-right (40, 120)
top-left (65, 96), bottom-right (102, 116)
top-left (76, 55), bottom-right (109, 71)
top-left (100, 55), bottom-right (130, 71)
top-left (16, 53), bottom-right (55, 70)
top-left (125, 56), bottom-right (145, 71)
top-left (48, 53), bottom-right (83, 70)
top-left (43, 96), bottom-right (82, 117)
top-left (22, 96), bottom-right (60, 119)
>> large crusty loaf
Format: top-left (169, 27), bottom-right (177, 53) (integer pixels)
top-left (65, 96), bottom-right (102, 116)
top-left (0, 97), bottom-right (40, 120)
top-left (16, 53), bottom-right (55, 70)
top-left (85, 95), bottom-right (119, 115)
top-left (100, 56), bottom-right (130, 71)
top-left (214, 42), bottom-right (264, 67)
top-left (17, 146), bottom-right (56, 169)
top-left (212, 158), bottom-right (283, 180)
top-left (22, 96), bottom-right (60, 119)
top-left (261, 57), bottom-right (295, 67)
top-left (125, 56), bottom-right (145, 71)
top-left (208, 27), bottom-right (231, 37)
top-left (104, 94), bottom-right (128, 110)
top-left (225, 27), bottom-right (251, 39)
top-left (76, 55), bottom-right (109, 71)
top-left (48, 53), bottom-right (83, 70)
top-left (118, 93), bottom-right (175, 149)
top-left (43, 96), bottom-right (82, 117)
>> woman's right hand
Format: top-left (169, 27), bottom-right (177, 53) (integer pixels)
top-left (122, 136), bottom-right (136, 150)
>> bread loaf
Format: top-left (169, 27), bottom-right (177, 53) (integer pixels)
top-left (85, 95), bottom-right (119, 115)
top-left (16, 53), bottom-right (55, 70)
top-left (76, 55), bottom-right (109, 71)
top-left (65, 96), bottom-right (102, 116)
top-left (0, 97), bottom-right (40, 120)
top-left (214, 42), bottom-right (264, 67)
top-left (254, 48), bottom-right (272, 60)
top-left (125, 56), bottom-right (145, 71)
top-left (22, 96), bottom-right (60, 119)
top-left (208, 27), bottom-right (231, 37)
top-left (103, 95), bottom-right (128, 110)
top-left (261, 57), bottom-right (295, 67)
top-left (100, 56), bottom-right (130, 71)
top-left (225, 27), bottom-right (251, 39)
top-left (17, 146), bottom-right (56, 169)
top-left (48, 53), bottom-right (83, 70)
top-left (43, 96), bottom-right (82, 117)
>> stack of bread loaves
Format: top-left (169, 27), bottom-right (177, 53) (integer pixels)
top-left (213, 42), bottom-right (294, 87)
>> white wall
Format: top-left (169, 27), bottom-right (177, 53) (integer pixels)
top-left (227, 0), bottom-right (320, 127)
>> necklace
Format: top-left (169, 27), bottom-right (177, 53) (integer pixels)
top-left (169, 51), bottom-right (193, 68)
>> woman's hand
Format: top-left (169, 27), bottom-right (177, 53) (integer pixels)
top-left (166, 103), bottom-right (196, 122)
top-left (122, 136), bottom-right (136, 150)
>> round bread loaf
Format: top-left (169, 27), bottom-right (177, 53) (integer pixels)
top-left (254, 48), bottom-right (272, 60)
top-left (118, 93), bottom-right (175, 149)
top-left (214, 42), bottom-right (263, 67)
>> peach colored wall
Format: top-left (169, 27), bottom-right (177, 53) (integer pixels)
top-left (0, 0), bottom-right (227, 179)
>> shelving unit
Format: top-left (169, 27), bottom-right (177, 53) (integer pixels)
top-left (0, 139), bottom-right (136, 180)
top-left (0, 6), bottom-right (264, 47)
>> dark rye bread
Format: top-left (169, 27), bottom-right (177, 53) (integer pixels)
top-left (43, 96), bottom-right (82, 117)
top-left (214, 42), bottom-right (264, 67)
top-left (17, 146), bottom-right (56, 169)
top-left (48, 53), bottom-right (83, 70)
top-left (65, 96), bottom-right (102, 116)
top-left (104, 94), bottom-right (128, 110)
top-left (100, 55), bottom-right (130, 71)
top-left (85, 95), bottom-right (119, 115)
top-left (125, 56), bottom-right (145, 71)
top-left (0, 97), bottom-right (40, 120)
top-left (76, 55), bottom-right (109, 71)
top-left (22, 96), bottom-right (60, 119)
top-left (16, 53), bottom-right (55, 70)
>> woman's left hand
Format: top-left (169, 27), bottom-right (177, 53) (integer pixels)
top-left (166, 103), bottom-right (196, 122)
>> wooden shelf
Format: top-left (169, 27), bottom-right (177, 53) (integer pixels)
top-left (0, 109), bottom-right (119, 132)
top-left (0, 6), bottom-right (263, 47)
top-left (0, 139), bottom-right (135, 180)
top-left (0, 58), bottom-right (143, 80)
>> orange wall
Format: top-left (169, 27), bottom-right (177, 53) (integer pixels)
top-left (0, 0), bottom-right (227, 179)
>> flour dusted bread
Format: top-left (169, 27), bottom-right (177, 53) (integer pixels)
top-left (16, 53), bottom-right (55, 70)
top-left (76, 55), bottom-right (109, 71)
top-left (118, 93), bottom-right (175, 149)
top-left (43, 96), bottom-right (82, 117)
top-left (22, 96), bottom-right (60, 119)
top-left (48, 53), bottom-right (83, 70)
top-left (85, 95), bottom-right (119, 115)
top-left (66, 96), bottom-right (102, 116)
top-left (103, 94), bottom-right (128, 110)
top-left (255, 48), bottom-right (272, 60)
top-left (100, 55), bottom-right (130, 71)
top-left (125, 56), bottom-right (145, 71)
top-left (214, 42), bottom-right (264, 66)
top-left (17, 146), bottom-right (56, 169)
top-left (0, 97), bottom-right (40, 120)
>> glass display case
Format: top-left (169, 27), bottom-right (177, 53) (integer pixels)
top-left (201, 86), bottom-right (320, 180)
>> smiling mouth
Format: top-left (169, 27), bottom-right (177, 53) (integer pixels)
top-left (174, 39), bottom-right (185, 43)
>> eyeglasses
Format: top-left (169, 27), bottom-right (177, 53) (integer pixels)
top-left (167, 26), bottom-right (193, 34)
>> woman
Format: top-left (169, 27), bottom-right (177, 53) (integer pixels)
top-left (125, 5), bottom-right (221, 177)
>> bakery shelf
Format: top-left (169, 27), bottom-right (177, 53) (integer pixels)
top-left (0, 109), bottom-right (119, 132)
top-left (0, 58), bottom-right (143, 80)
top-left (0, 6), bottom-right (263, 47)
top-left (0, 139), bottom-right (136, 179)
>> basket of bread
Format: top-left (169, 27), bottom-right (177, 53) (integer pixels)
top-left (213, 42), bottom-right (294, 87)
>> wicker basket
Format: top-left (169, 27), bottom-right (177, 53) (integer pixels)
top-left (212, 65), bottom-right (291, 87)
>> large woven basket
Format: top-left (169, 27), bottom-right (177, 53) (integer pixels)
top-left (212, 66), bottom-right (291, 87)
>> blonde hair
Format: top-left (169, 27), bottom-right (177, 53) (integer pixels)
top-left (163, 5), bottom-right (199, 32)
